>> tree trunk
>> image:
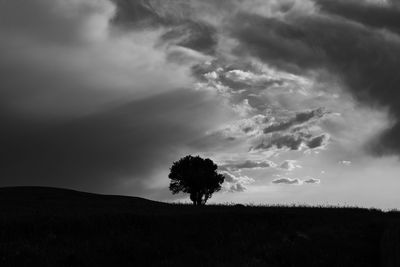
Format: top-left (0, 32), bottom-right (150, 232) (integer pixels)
top-left (190, 192), bottom-right (206, 206)
top-left (196, 192), bottom-right (202, 206)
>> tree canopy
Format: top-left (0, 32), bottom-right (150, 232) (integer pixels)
top-left (168, 155), bottom-right (225, 205)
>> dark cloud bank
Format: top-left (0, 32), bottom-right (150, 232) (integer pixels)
top-left (0, 89), bottom-right (222, 194)
top-left (232, 0), bottom-right (400, 154)
top-left (115, 0), bottom-right (400, 154)
top-left (1, 0), bottom-right (400, 196)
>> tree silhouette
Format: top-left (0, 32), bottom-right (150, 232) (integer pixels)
top-left (168, 155), bottom-right (225, 205)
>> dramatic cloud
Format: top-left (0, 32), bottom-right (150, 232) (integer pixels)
top-left (108, 0), bottom-right (400, 158)
top-left (231, 1), bottom-right (400, 154)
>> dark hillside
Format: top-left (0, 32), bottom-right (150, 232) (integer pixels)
top-left (0, 186), bottom-right (165, 217)
top-left (0, 187), bottom-right (399, 266)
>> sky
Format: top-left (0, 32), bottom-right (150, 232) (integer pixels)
top-left (1, 0), bottom-right (400, 209)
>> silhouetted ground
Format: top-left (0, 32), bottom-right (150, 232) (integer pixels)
top-left (0, 186), bottom-right (399, 266)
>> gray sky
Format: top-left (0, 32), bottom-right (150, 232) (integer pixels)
top-left (1, 0), bottom-right (400, 209)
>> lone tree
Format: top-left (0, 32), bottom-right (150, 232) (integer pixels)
top-left (168, 155), bottom-right (225, 205)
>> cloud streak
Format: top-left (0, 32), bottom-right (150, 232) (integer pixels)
top-left (272, 176), bottom-right (320, 185)
top-left (220, 160), bottom-right (276, 171)
top-left (272, 177), bottom-right (301, 185)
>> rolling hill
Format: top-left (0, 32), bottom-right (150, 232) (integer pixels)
top-left (0, 186), bottom-right (399, 266)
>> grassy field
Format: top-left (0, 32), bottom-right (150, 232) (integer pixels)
top-left (0, 187), bottom-right (399, 266)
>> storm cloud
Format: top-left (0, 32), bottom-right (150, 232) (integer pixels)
top-left (230, 0), bottom-right (400, 154)
top-left (0, 0), bottom-right (228, 195)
